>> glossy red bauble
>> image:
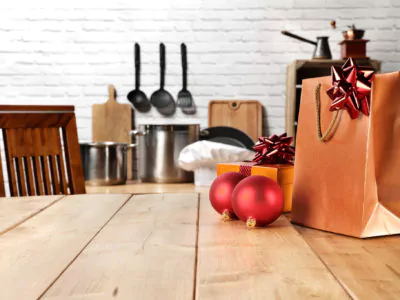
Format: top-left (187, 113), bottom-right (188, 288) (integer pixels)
top-left (232, 175), bottom-right (284, 227)
top-left (209, 172), bottom-right (247, 220)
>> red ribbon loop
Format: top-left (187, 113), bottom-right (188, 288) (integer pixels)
top-left (252, 133), bottom-right (295, 165)
top-left (326, 58), bottom-right (374, 119)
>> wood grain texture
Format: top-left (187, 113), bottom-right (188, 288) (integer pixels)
top-left (0, 195), bottom-right (62, 235)
top-left (53, 128), bottom-right (69, 194)
top-left (85, 181), bottom-right (206, 195)
top-left (0, 106), bottom-right (85, 196)
top-left (31, 128), bottom-right (47, 195)
top-left (92, 85), bottom-right (134, 179)
top-left (0, 194), bottom-right (130, 300)
top-left (23, 129), bottom-right (36, 195)
top-left (62, 114), bottom-right (86, 194)
top-left (3, 128), bottom-right (19, 196)
top-left (195, 193), bottom-right (349, 299)
top-left (208, 100), bottom-right (262, 142)
top-left (0, 105), bottom-right (74, 112)
top-left (16, 157), bottom-right (27, 196)
top-left (0, 144), bottom-right (5, 197)
top-left (42, 193), bottom-right (199, 300)
top-left (41, 129), bottom-right (53, 195)
top-left (296, 225), bottom-right (400, 300)
top-left (14, 129), bottom-right (27, 194)
top-left (0, 112), bottom-right (74, 129)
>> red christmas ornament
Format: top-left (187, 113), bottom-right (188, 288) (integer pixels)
top-left (209, 172), bottom-right (246, 220)
top-left (232, 176), bottom-right (284, 227)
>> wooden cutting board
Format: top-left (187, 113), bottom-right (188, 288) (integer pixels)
top-left (208, 100), bottom-right (262, 141)
top-left (92, 85), bottom-right (134, 179)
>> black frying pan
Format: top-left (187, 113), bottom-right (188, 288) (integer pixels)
top-left (199, 126), bottom-right (255, 150)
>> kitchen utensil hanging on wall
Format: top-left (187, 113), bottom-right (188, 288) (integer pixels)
top-left (177, 43), bottom-right (196, 114)
top-left (127, 43), bottom-right (151, 113)
top-left (281, 30), bottom-right (332, 59)
top-left (150, 43), bottom-right (176, 116)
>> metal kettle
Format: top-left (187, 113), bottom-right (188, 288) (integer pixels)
top-left (281, 30), bottom-right (332, 59)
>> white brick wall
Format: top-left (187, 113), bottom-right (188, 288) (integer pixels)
top-left (1, 0), bottom-right (399, 142)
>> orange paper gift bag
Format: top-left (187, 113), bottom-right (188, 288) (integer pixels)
top-left (292, 62), bottom-right (400, 238)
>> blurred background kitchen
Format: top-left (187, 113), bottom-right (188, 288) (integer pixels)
top-left (1, 0), bottom-right (399, 140)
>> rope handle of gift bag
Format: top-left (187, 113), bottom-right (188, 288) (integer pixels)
top-left (314, 83), bottom-right (340, 142)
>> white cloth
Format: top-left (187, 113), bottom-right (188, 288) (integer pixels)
top-left (178, 141), bottom-right (254, 186)
top-left (178, 140), bottom-right (254, 170)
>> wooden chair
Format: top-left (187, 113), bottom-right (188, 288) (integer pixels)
top-left (0, 105), bottom-right (86, 197)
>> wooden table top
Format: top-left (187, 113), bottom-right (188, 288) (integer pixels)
top-left (0, 185), bottom-right (399, 299)
top-left (85, 181), bottom-right (206, 195)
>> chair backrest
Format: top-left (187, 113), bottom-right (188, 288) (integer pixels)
top-left (0, 105), bottom-right (86, 197)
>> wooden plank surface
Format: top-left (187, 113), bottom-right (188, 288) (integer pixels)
top-left (85, 181), bottom-right (206, 195)
top-left (296, 225), bottom-right (400, 300)
top-left (0, 195), bottom-right (63, 235)
top-left (42, 193), bottom-right (199, 300)
top-left (195, 193), bottom-right (349, 299)
top-left (0, 194), bottom-right (131, 300)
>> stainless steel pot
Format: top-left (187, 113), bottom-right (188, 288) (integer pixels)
top-left (131, 124), bottom-right (199, 183)
top-left (80, 142), bottom-right (136, 186)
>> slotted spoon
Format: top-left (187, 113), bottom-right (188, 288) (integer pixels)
top-left (177, 43), bottom-right (196, 114)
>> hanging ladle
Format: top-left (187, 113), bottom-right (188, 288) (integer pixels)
top-left (150, 43), bottom-right (176, 116)
top-left (127, 43), bottom-right (151, 112)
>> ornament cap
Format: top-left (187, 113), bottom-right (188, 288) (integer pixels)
top-left (222, 210), bottom-right (233, 221)
top-left (246, 217), bottom-right (257, 228)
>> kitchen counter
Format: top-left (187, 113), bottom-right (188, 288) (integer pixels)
top-left (0, 185), bottom-right (399, 299)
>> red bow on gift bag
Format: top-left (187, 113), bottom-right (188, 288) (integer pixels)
top-left (326, 58), bottom-right (375, 119)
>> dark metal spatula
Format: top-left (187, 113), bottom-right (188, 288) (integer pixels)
top-left (177, 43), bottom-right (196, 114)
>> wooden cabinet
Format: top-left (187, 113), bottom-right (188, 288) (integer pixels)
top-left (285, 59), bottom-right (381, 145)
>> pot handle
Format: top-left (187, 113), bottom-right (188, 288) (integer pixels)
top-left (130, 130), bottom-right (147, 136)
top-left (281, 30), bottom-right (317, 46)
top-left (200, 129), bottom-right (210, 137)
top-left (127, 143), bottom-right (137, 149)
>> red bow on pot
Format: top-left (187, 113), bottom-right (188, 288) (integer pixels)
top-left (326, 58), bottom-right (375, 119)
top-left (252, 133), bottom-right (295, 165)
